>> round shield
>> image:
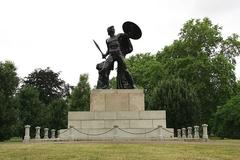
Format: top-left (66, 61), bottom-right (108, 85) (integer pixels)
top-left (122, 21), bottom-right (142, 40)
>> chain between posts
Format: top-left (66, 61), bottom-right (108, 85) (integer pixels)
top-left (73, 127), bottom-right (115, 136)
top-left (59, 126), bottom-right (166, 136)
top-left (117, 127), bottom-right (159, 135)
top-left (58, 127), bottom-right (71, 136)
top-left (162, 127), bottom-right (174, 134)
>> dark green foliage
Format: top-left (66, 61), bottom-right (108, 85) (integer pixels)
top-left (151, 78), bottom-right (200, 129)
top-left (69, 74), bottom-right (90, 111)
top-left (156, 18), bottom-right (239, 124)
top-left (0, 93), bottom-right (19, 141)
top-left (0, 61), bottom-right (19, 141)
top-left (126, 53), bottom-right (165, 109)
top-left (23, 67), bottom-right (70, 104)
top-left (48, 99), bottom-right (68, 130)
top-left (127, 17), bottom-right (239, 129)
top-left (20, 67), bottom-right (70, 135)
top-left (0, 61), bottom-right (19, 97)
top-left (213, 96), bottom-right (240, 139)
top-left (17, 86), bottom-right (48, 137)
top-left (109, 77), bottom-right (117, 89)
top-left (178, 18), bottom-right (223, 57)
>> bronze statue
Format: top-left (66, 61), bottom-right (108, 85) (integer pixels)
top-left (95, 21), bottom-right (142, 89)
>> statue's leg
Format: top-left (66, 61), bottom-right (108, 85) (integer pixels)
top-left (117, 55), bottom-right (134, 89)
top-left (102, 55), bottom-right (114, 88)
top-left (102, 55), bottom-right (114, 72)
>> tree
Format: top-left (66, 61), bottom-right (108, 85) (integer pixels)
top-left (0, 61), bottom-right (19, 141)
top-left (156, 18), bottom-right (239, 123)
top-left (109, 77), bottom-right (117, 89)
top-left (69, 74), bottom-right (91, 111)
top-left (0, 61), bottom-right (19, 97)
top-left (126, 53), bottom-right (165, 109)
top-left (125, 18), bottom-right (239, 128)
top-left (213, 95), bottom-right (240, 139)
top-left (17, 86), bottom-right (48, 137)
top-left (48, 99), bottom-right (68, 130)
top-left (151, 78), bottom-right (200, 129)
top-left (23, 67), bottom-right (69, 105)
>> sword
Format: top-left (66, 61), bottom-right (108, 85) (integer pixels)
top-left (93, 40), bottom-right (105, 59)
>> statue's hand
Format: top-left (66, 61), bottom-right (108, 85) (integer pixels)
top-left (102, 54), bottom-right (107, 59)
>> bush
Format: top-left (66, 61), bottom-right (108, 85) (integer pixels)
top-left (213, 96), bottom-right (240, 139)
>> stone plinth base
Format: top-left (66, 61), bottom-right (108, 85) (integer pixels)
top-left (90, 89), bottom-right (144, 111)
top-left (58, 89), bottom-right (173, 140)
top-left (68, 111), bottom-right (166, 128)
top-left (58, 110), bottom-right (174, 140)
top-left (59, 127), bottom-right (174, 140)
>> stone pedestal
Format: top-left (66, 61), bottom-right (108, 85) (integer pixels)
top-left (182, 128), bottom-right (186, 139)
top-left (202, 124), bottom-right (208, 140)
top-left (90, 89), bottom-right (144, 111)
top-left (187, 127), bottom-right (192, 138)
top-left (194, 126), bottom-right (199, 139)
top-left (24, 125), bottom-right (30, 142)
top-left (44, 128), bottom-right (49, 139)
top-left (35, 126), bottom-right (40, 139)
top-left (177, 129), bottom-right (181, 139)
top-left (59, 89), bottom-right (173, 140)
top-left (51, 129), bottom-right (56, 139)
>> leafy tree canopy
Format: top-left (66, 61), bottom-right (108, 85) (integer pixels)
top-left (69, 74), bottom-right (90, 111)
top-left (213, 95), bottom-right (240, 139)
top-left (0, 61), bottom-right (19, 141)
top-left (23, 67), bottom-right (69, 104)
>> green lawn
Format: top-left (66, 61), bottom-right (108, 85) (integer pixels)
top-left (0, 140), bottom-right (240, 160)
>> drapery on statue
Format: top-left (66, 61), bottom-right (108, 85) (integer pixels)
top-left (95, 21), bottom-right (142, 89)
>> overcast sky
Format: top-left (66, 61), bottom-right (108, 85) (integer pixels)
top-left (0, 0), bottom-right (239, 87)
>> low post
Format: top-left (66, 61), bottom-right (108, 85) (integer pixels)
top-left (182, 128), bottom-right (186, 139)
top-left (202, 124), bottom-right (208, 141)
top-left (194, 126), bottom-right (199, 139)
top-left (113, 125), bottom-right (118, 141)
top-left (44, 128), bottom-right (49, 139)
top-left (177, 129), bottom-right (181, 139)
top-left (56, 130), bottom-right (60, 139)
top-left (51, 129), bottom-right (56, 139)
top-left (158, 125), bottom-right (163, 140)
top-left (69, 125), bottom-right (74, 140)
top-left (187, 127), bottom-right (192, 138)
top-left (35, 126), bottom-right (41, 139)
top-left (24, 125), bottom-right (31, 142)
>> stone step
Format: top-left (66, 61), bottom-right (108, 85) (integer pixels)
top-left (68, 119), bottom-right (166, 129)
top-left (68, 111), bottom-right (166, 121)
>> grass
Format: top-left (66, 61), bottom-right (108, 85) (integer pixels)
top-left (0, 140), bottom-right (240, 160)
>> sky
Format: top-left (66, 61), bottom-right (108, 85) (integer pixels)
top-left (0, 0), bottom-right (240, 87)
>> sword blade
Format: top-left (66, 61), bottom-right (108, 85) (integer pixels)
top-left (93, 40), bottom-right (104, 56)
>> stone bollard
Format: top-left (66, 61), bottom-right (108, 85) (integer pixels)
top-left (113, 125), bottom-right (118, 140)
top-left (158, 125), bottom-right (163, 140)
top-left (187, 127), bottom-right (193, 138)
top-left (35, 126), bottom-right (41, 139)
top-left (51, 129), bottom-right (56, 139)
top-left (194, 126), bottom-right (199, 139)
top-left (69, 125), bottom-right (74, 140)
top-left (24, 125), bottom-right (31, 142)
top-left (44, 128), bottom-right (49, 139)
top-left (202, 124), bottom-right (208, 141)
top-left (182, 128), bottom-right (186, 138)
top-left (177, 129), bottom-right (181, 139)
top-left (57, 130), bottom-right (60, 139)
